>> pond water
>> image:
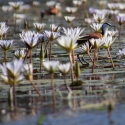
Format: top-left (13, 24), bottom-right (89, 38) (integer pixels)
top-left (0, 0), bottom-right (125, 125)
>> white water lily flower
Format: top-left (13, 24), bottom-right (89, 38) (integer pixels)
top-left (117, 15), bottom-right (125, 25)
top-left (9, 1), bottom-right (24, 10)
top-left (23, 63), bottom-right (33, 80)
top-left (39, 34), bottom-right (48, 42)
top-left (73, 0), bottom-right (82, 6)
top-left (66, 7), bottom-right (77, 14)
top-left (44, 30), bottom-right (60, 41)
top-left (93, 13), bottom-right (106, 23)
top-left (58, 62), bottom-right (71, 75)
top-left (14, 49), bottom-right (26, 60)
top-left (2, 6), bottom-right (13, 12)
top-left (85, 18), bottom-right (94, 24)
top-left (90, 23), bottom-right (102, 32)
top-left (107, 3), bottom-right (118, 10)
top-left (107, 30), bottom-right (118, 37)
top-left (62, 27), bottom-right (84, 40)
top-left (0, 60), bottom-right (24, 85)
top-left (20, 31), bottom-right (40, 49)
top-left (102, 36), bottom-right (116, 49)
top-left (19, 4), bottom-right (31, 12)
top-left (43, 61), bottom-right (59, 74)
top-left (80, 42), bottom-right (91, 53)
top-left (64, 16), bottom-right (75, 23)
top-left (117, 48), bottom-right (125, 58)
top-left (57, 35), bottom-right (78, 53)
top-left (33, 23), bottom-right (46, 32)
top-left (50, 24), bottom-right (61, 32)
top-left (0, 23), bottom-right (9, 37)
top-left (0, 40), bottom-right (13, 50)
top-left (90, 38), bottom-right (104, 49)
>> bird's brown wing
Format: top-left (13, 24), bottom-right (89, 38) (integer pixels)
top-left (77, 32), bottom-right (103, 45)
top-left (88, 32), bottom-right (103, 39)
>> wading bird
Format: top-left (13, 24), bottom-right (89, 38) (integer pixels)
top-left (77, 22), bottom-right (116, 65)
top-left (41, 5), bottom-right (59, 18)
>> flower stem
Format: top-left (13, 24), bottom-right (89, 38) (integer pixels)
top-left (49, 41), bottom-right (52, 61)
top-left (107, 48), bottom-right (115, 69)
top-left (4, 50), bottom-right (7, 63)
top-left (87, 51), bottom-right (93, 63)
top-left (92, 49), bottom-right (96, 73)
top-left (118, 25), bottom-right (121, 40)
top-left (14, 11), bottom-right (17, 32)
top-left (23, 49), bottom-right (29, 63)
top-left (69, 53), bottom-right (74, 84)
top-left (29, 49), bottom-right (32, 64)
top-left (64, 75), bottom-right (72, 92)
top-left (13, 82), bottom-right (17, 112)
top-left (50, 73), bottom-right (56, 108)
top-left (9, 86), bottom-right (14, 111)
top-left (72, 50), bottom-right (75, 64)
top-left (30, 79), bottom-right (42, 97)
top-left (44, 41), bottom-right (50, 56)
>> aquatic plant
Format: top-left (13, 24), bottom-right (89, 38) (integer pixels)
top-left (43, 60), bottom-right (59, 107)
top-left (102, 36), bottom-right (116, 69)
top-left (58, 62), bottom-right (72, 92)
top-left (33, 23), bottom-right (46, 33)
top-left (0, 59), bottom-right (24, 111)
top-left (23, 63), bottom-right (42, 97)
top-left (116, 15), bottom-right (125, 40)
top-left (44, 30), bottom-right (60, 60)
top-left (0, 40), bottom-right (13, 62)
top-left (14, 49), bottom-right (26, 60)
top-left (20, 31), bottom-right (40, 63)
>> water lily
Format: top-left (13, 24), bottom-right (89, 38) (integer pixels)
top-left (0, 40), bottom-right (13, 62)
top-left (62, 27), bottom-right (84, 40)
top-left (8, 1), bottom-right (24, 10)
top-left (102, 36), bottom-right (116, 69)
top-left (43, 60), bottom-right (59, 74)
top-left (117, 48), bottom-right (125, 58)
top-left (89, 38), bottom-right (104, 73)
top-left (14, 49), bottom-right (26, 60)
top-left (0, 59), bottom-right (24, 110)
top-left (102, 36), bottom-right (115, 49)
top-left (73, 0), bottom-right (82, 6)
top-left (57, 35), bottom-right (78, 83)
top-left (90, 38), bottom-right (104, 49)
top-left (90, 23), bottom-right (102, 32)
top-left (20, 31), bottom-right (40, 63)
top-left (107, 30), bottom-right (118, 37)
top-left (2, 5), bottom-right (13, 12)
top-left (9, 1), bottom-right (24, 31)
top-left (58, 62), bottom-right (72, 92)
top-left (64, 16), bottom-right (75, 26)
top-left (57, 35), bottom-right (78, 53)
top-left (33, 23), bottom-right (46, 32)
top-left (80, 42), bottom-right (93, 62)
top-left (85, 18), bottom-right (94, 25)
top-left (44, 30), bottom-right (60, 60)
top-left (23, 63), bottom-right (42, 97)
top-left (43, 60), bottom-right (59, 106)
top-left (93, 13), bottom-right (106, 24)
top-left (66, 7), bottom-right (77, 14)
top-left (50, 24), bottom-right (61, 32)
top-left (0, 22), bottom-right (9, 39)
top-left (116, 15), bottom-right (125, 39)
